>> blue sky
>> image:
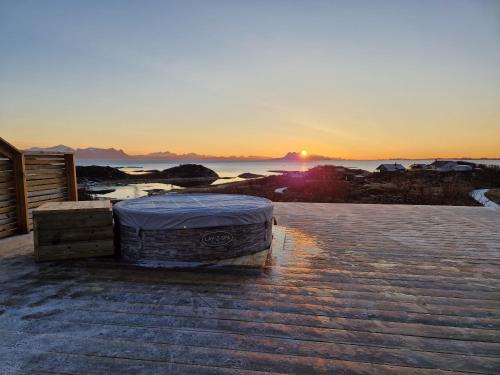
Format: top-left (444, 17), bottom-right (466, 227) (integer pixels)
top-left (1, 0), bottom-right (499, 157)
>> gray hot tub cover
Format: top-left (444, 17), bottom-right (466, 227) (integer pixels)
top-left (113, 193), bottom-right (273, 231)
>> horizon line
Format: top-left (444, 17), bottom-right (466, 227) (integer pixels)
top-left (20, 144), bottom-right (500, 161)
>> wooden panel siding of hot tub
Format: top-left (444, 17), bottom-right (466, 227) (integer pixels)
top-left (119, 222), bottom-right (272, 262)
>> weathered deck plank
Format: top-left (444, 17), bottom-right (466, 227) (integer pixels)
top-left (0, 203), bottom-right (499, 373)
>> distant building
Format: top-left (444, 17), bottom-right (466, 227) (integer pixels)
top-left (376, 163), bottom-right (406, 173)
top-left (456, 161), bottom-right (477, 168)
top-left (429, 160), bottom-right (474, 172)
top-left (409, 163), bottom-right (429, 170)
top-left (453, 165), bottom-right (473, 172)
top-left (430, 161), bottom-right (457, 172)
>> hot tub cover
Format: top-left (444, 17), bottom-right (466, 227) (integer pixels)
top-left (113, 193), bottom-right (273, 231)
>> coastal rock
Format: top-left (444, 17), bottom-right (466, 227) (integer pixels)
top-left (146, 164), bottom-right (219, 180)
top-left (76, 164), bottom-right (219, 189)
top-left (146, 188), bottom-right (168, 196)
top-left (88, 188), bottom-right (116, 195)
top-left (238, 173), bottom-right (264, 179)
top-left (76, 166), bottom-right (129, 181)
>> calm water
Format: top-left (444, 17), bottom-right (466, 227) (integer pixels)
top-left (78, 158), bottom-right (500, 200)
top-left (77, 158), bottom-right (500, 176)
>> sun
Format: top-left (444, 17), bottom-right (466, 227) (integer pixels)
top-left (300, 149), bottom-right (308, 157)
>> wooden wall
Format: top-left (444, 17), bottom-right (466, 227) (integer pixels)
top-left (0, 157), bottom-right (18, 239)
top-left (25, 153), bottom-right (77, 230)
top-left (0, 145), bottom-right (77, 238)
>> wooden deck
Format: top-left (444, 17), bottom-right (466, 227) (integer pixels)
top-left (0, 203), bottom-right (499, 374)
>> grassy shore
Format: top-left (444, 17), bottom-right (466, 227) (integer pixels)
top-left (181, 165), bottom-right (500, 206)
top-left (486, 188), bottom-right (500, 204)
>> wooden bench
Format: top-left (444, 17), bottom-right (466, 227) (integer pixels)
top-left (33, 201), bottom-right (114, 261)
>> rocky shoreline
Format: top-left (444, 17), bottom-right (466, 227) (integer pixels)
top-left (77, 164), bottom-right (221, 199)
top-left (180, 165), bottom-right (500, 206)
top-left (77, 163), bottom-right (500, 206)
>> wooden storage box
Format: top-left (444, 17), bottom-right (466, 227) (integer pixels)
top-left (33, 201), bottom-right (114, 261)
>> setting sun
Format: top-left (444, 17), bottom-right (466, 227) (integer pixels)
top-left (301, 149), bottom-right (308, 157)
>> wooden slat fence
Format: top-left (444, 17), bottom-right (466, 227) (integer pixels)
top-left (25, 153), bottom-right (77, 230)
top-left (0, 158), bottom-right (18, 239)
top-left (0, 138), bottom-right (78, 238)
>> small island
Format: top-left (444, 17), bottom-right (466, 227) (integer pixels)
top-left (77, 163), bottom-right (219, 184)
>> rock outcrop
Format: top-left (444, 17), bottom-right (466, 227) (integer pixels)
top-left (238, 173), bottom-right (264, 179)
top-left (77, 164), bottom-right (219, 184)
top-left (76, 166), bottom-right (129, 181)
top-left (146, 164), bottom-right (219, 180)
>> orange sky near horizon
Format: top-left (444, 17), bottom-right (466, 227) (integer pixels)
top-left (1, 1), bottom-right (499, 160)
top-left (4, 100), bottom-right (500, 159)
top-left (6, 121), bottom-right (500, 159)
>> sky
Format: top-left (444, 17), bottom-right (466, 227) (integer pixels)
top-left (1, 0), bottom-right (499, 159)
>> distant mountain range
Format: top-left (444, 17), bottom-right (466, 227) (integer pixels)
top-left (25, 145), bottom-right (500, 161)
top-left (27, 145), bottom-right (130, 160)
top-left (26, 145), bottom-right (336, 161)
top-left (28, 144), bottom-right (75, 153)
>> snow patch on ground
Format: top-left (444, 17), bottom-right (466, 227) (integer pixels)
top-left (470, 189), bottom-right (499, 208)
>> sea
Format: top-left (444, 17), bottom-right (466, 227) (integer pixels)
top-left (77, 159), bottom-right (500, 200)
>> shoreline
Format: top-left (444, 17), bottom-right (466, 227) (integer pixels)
top-left (79, 163), bottom-right (500, 206)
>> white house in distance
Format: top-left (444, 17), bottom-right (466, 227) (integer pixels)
top-left (429, 160), bottom-right (474, 172)
top-left (376, 161), bottom-right (476, 173)
top-left (376, 163), bottom-right (406, 173)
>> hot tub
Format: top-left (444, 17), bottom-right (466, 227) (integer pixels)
top-left (113, 193), bottom-right (273, 263)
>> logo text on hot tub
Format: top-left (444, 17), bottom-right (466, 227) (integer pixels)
top-left (202, 231), bottom-right (233, 247)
